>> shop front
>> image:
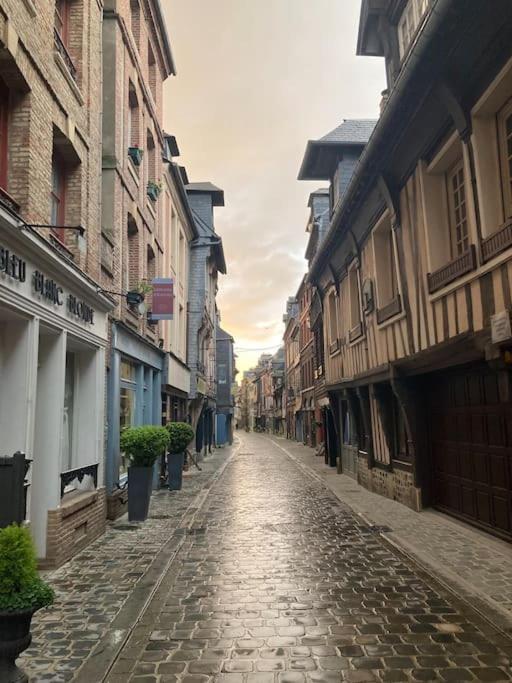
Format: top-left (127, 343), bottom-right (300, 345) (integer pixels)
top-left (106, 322), bottom-right (164, 518)
top-left (163, 353), bottom-right (190, 424)
top-left (0, 206), bottom-right (113, 566)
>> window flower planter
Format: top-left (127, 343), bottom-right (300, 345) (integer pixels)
top-left (128, 146), bottom-right (144, 166)
top-left (147, 181), bottom-right (161, 202)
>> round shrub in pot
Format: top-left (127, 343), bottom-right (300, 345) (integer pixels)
top-left (0, 524), bottom-right (54, 683)
top-left (120, 425), bottom-right (170, 521)
top-left (166, 422), bottom-right (194, 491)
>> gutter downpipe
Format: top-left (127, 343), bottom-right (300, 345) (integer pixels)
top-left (308, 0), bottom-right (454, 284)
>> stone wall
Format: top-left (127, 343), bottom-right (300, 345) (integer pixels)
top-left (357, 455), bottom-right (421, 511)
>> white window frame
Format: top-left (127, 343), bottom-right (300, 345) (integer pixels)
top-left (372, 212), bottom-right (399, 309)
top-left (327, 290), bottom-right (338, 344)
top-left (398, 0), bottom-right (431, 59)
top-left (348, 266), bottom-right (361, 331)
top-left (446, 159), bottom-right (470, 258)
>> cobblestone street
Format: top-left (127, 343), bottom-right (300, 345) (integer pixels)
top-left (64, 432), bottom-right (512, 683)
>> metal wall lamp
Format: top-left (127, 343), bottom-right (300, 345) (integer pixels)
top-left (99, 288), bottom-right (147, 315)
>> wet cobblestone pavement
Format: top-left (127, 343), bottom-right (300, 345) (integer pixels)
top-left (22, 448), bottom-right (233, 683)
top-left (100, 433), bottom-right (512, 683)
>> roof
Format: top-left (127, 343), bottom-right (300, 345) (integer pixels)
top-left (319, 119), bottom-right (378, 145)
top-left (185, 182), bottom-right (225, 207)
top-left (298, 119), bottom-right (377, 181)
top-left (216, 325), bottom-right (234, 342)
top-left (307, 187), bottom-right (329, 208)
top-left (153, 0), bottom-right (177, 76)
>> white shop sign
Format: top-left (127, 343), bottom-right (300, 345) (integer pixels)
top-left (0, 242), bottom-right (105, 336)
top-left (491, 310), bottom-right (512, 345)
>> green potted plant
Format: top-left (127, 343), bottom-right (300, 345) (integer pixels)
top-left (0, 524), bottom-right (54, 682)
top-left (147, 179), bottom-right (162, 202)
top-left (166, 422), bottom-right (194, 491)
top-left (128, 144), bottom-right (144, 166)
top-left (120, 425), bottom-right (170, 521)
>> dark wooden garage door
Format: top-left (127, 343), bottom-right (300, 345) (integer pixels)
top-left (427, 364), bottom-right (512, 541)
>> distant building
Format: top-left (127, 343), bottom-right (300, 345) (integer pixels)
top-left (216, 325), bottom-right (237, 445)
top-left (186, 183), bottom-right (227, 456)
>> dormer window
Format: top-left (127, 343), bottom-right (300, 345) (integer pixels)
top-left (398, 0), bottom-right (432, 59)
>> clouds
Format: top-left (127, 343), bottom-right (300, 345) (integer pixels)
top-left (162, 0), bottom-right (386, 371)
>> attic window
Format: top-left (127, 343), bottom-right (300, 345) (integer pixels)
top-left (398, 0), bottom-right (432, 59)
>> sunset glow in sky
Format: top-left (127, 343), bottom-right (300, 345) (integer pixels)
top-left (162, 0), bottom-right (386, 373)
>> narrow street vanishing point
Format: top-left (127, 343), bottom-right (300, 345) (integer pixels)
top-left (29, 433), bottom-right (512, 683)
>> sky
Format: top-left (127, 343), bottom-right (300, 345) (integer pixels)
top-left (162, 0), bottom-right (386, 373)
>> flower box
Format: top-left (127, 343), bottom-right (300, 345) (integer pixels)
top-left (128, 146), bottom-right (144, 166)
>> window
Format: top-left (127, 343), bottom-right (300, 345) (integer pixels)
top-left (218, 363), bottom-right (228, 384)
top-left (146, 129), bottom-right (155, 186)
top-left (447, 161), bottom-right (469, 257)
top-left (50, 151), bottom-right (66, 240)
top-left (148, 42), bottom-right (156, 101)
top-left (328, 291), bottom-right (338, 343)
top-left (55, 0), bottom-right (70, 45)
top-left (498, 103), bottom-right (512, 219)
top-left (398, 0), bottom-right (431, 58)
top-left (127, 215), bottom-right (139, 290)
top-left (62, 352), bottom-right (76, 473)
top-left (0, 77), bottom-right (9, 191)
top-left (130, 0), bottom-right (140, 48)
top-left (373, 214), bottom-right (399, 310)
top-left (127, 83), bottom-right (139, 150)
top-left (170, 209), bottom-right (177, 269)
top-left (349, 267), bottom-right (361, 330)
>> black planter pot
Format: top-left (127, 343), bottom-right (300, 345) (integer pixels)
top-left (168, 452), bottom-right (185, 491)
top-left (128, 466), bottom-right (154, 521)
top-left (0, 609), bottom-right (34, 683)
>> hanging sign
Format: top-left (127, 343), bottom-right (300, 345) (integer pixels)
top-left (151, 278), bottom-right (174, 320)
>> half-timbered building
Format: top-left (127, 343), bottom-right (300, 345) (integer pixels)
top-left (302, 0), bottom-right (512, 541)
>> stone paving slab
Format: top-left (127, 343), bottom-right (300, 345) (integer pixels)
top-left (21, 445), bottom-right (235, 683)
top-left (105, 432), bottom-right (512, 683)
top-left (268, 435), bottom-right (512, 633)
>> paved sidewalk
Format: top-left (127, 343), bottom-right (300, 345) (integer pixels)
top-left (268, 435), bottom-right (512, 633)
top-left (21, 445), bottom-right (236, 683)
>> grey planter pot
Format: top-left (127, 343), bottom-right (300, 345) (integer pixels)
top-left (0, 609), bottom-right (34, 682)
top-left (128, 466), bottom-right (154, 521)
top-left (168, 452), bottom-right (185, 491)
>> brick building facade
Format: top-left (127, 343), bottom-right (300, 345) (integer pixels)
top-left (102, 0), bottom-right (176, 517)
top-left (0, 0), bottom-right (114, 565)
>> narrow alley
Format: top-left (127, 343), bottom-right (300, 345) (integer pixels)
top-left (62, 433), bottom-right (512, 683)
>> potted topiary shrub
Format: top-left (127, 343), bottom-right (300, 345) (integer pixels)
top-left (120, 425), bottom-right (170, 522)
top-left (0, 524), bottom-right (54, 683)
top-left (166, 422), bottom-right (194, 491)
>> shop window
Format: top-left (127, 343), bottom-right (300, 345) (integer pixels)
top-left (62, 352), bottom-right (76, 474)
top-left (447, 160), bottom-right (469, 257)
top-left (119, 386), bottom-right (136, 476)
top-left (130, 0), bottom-right (141, 49)
top-left (498, 102), bottom-right (512, 220)
top-left (50, 151), bottom-right (67, 240)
